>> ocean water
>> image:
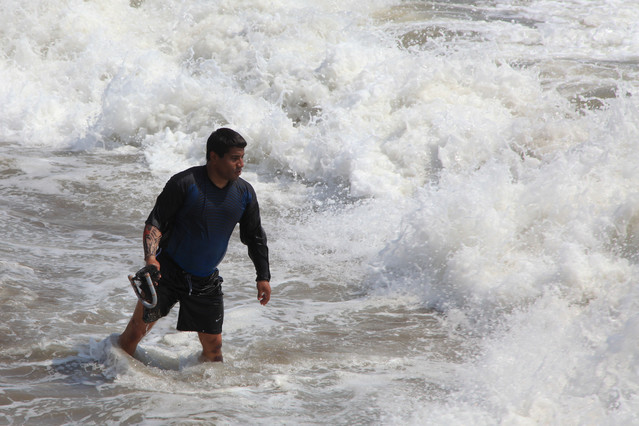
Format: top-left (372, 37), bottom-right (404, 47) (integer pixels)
top-left (2, 0), bottom-right (639, 424)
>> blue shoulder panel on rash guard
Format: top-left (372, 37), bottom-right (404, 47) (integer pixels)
top-left (148, 166), bottom-right (255, 277)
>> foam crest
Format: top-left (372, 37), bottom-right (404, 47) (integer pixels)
top-left (372, 91), bottom-right (639, 313)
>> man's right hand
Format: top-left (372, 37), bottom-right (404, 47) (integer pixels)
top-left (143, 256), bottom-right (161, 285)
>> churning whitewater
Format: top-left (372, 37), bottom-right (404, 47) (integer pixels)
top-left (2, 0), bottom-right (639, 424)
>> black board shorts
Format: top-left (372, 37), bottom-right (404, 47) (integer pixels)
top-left (143, 252), bottom-right (224, 334)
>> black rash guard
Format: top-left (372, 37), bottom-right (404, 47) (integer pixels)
top-left (145, 165), bottom-right (270, 281)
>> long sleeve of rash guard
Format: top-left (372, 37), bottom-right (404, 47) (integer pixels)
top-left (239, 198), bottom-right (271, 282)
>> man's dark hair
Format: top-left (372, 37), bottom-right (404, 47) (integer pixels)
top-left (206, 128), bottom-right (247, 161)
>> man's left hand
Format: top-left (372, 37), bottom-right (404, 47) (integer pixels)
top-left (257, 280), bottom-right (271, 305)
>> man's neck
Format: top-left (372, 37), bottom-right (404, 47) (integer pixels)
top-left (206, 163), bottom-right (229, 189)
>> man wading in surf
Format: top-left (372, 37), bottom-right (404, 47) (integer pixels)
top-left (118, 128), bottom-right (271, 362)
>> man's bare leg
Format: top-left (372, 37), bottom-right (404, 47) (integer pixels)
top-left (198, 332), bottom-right (223, 362)
top-left (118, 301), bottom-right (156, 357)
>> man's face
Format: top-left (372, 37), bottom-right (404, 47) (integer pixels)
top-left (211, 147), bottom-right (245, 182)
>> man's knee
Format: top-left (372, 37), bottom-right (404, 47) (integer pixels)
top-left (198, 333), bottom-right (223, 362)
top-left (198, 333), bottom-right (222, 349)
top-left (122, 305), bottom-right (153, 342)
top-left (130, 317), bottom-right (151, 339)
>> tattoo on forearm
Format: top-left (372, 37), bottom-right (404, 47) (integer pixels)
top-left (143, 224), bottom-right (162, 259)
